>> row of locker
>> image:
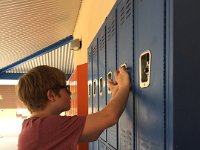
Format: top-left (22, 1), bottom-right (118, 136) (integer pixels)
top-left (88, 0), bottom-right (133, 149)
top-left (87, 0), bottom-right (200, 150)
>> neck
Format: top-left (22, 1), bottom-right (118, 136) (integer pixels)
top-left (31, 109), bottom-right (60, 117)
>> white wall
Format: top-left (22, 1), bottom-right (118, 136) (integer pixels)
top-left (73, 0), bottom-right (116, 67)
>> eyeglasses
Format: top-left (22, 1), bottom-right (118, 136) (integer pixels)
top-left (60, 85), bottom-right (71, 94)
top-left (51, 85), bottom-right (71, 94)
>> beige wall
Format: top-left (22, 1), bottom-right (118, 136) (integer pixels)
top-left (73, 0), bottom-right (116, 68)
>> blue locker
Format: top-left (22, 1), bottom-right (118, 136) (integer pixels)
top-left (92, 36), bottom-right (99, 114)
top-left (88, 46), bottom-right (93, 115)
top-left (117, 0), bottom-right (134, 149)
top-left (91, 36), bottom-right (99, 150)
top-left (105, 4), bottom-right (118, 150)
top-left (134, 0), bottom-right (165, 149)
top-left (88, 45), bottom-right (94, 150)
top-left (98, 23), bottom-right (107, 141)
top-left (166, 0), bottom-right (200, 149)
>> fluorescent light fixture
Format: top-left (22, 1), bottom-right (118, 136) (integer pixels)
top-left (0, 80), bottom-right (18, 85)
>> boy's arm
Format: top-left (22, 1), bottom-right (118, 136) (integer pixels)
top-left (78, 67), bottom-right (130, 143)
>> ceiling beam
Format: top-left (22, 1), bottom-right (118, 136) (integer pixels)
top-left (0, 73), bottom-right (23, 80)
top-left (0, 35), bottom-right (73, 74)
top-left (0, 73), bottom-right (71, 80)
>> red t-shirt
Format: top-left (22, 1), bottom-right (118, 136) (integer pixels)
top-left (18, 115), bottom-right (86, 150)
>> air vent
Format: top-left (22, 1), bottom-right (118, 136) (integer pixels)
top-left (99, 32), bottom-right (105, 50)
top-left (126, 0), bottom-right (131, 19)
top-left (107, 25), bottom-right (111, 41)
top-left (107, 14), bottom-right (116, 41)
top-left (88, 49), bottom-right (92, 63)
top-left (120, 6), bottom-right (125, 25)
top-left (92, 44), bottom-right (97, 58)
top-left (120, 0), bottom-right (132, 26)
top-left (111, 19), bottom-right (116, 37)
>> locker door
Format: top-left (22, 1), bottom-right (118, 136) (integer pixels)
top-left (106, 4), bottom-right (118, 149)
top-left (88, 46), bottom-right (93, 115)
top-left (88, 46), bottom-right (94, 150)
top-left (98, 23), bottom-right (107, 141)
top-left (92, 36), bottom-right (99, 114)
top-left (166, 0), bottom-right (200, 149)
top-left (134, 0), bottom-right (165, 149)
top-left (117, 0), bottom-right (134, 149)
top-left (92, 36), bottom-right (99, 150)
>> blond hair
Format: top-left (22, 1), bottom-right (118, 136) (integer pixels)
top-left (17, 65), bottom-right (66, 112)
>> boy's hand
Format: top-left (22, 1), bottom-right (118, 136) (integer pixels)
top-left (107, 67), bottom-right (131, 97)
top-left (114, 67), bottom-right (131, 89)
top-left (107, 79), bottom-right (119, 97)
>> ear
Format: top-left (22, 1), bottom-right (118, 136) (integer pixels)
top-left (47, 89), bottom-right (56, 102)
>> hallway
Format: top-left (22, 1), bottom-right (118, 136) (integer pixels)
top-left (0, 136), bottom-right (18, 150)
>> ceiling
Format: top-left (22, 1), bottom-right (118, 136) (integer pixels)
top-left (0, 0), bottom-right (82, 79)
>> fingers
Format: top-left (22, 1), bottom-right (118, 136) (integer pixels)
top-left (107, 79), bottom-right (119, 95)
top-left (119, 66), bottom-right (126, 72)
top-left (107, 79), bottom-right (118, 86)
top-left (113, 66), bottom-right (127, 78)
top-left (114, 70), bottom-right (119, 78)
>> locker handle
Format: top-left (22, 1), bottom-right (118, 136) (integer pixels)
top-left (107, 72), bottom-right (112, 94)
top-left (139, 50), bottom-right (151, 88)
top-left (121, 63), bottom-right (127, 69)
top-left (88, 83), bottom-right (92, 97)
top-left (99, 77), bottom-right (103, 95)
top-left (93, 80), bottom-right (97, 96)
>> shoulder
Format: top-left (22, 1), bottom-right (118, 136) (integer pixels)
top-left (22, 115), bottom-right (86, 133)
top-left (25, 115), bottom-right (86, 123)
top-left (49, 115), bottom-right (86, 125)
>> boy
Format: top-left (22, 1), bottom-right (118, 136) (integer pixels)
top-left (17, 65), bottom-right (130, 150)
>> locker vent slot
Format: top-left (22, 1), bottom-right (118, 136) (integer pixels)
top-left (111, 19), bottom-right (116, 38)
top-left (99, 33), bottom-right (105, 50)
top-left (88, 50), bottom-right (92, 63)
top-left (107, 15), bottom-right (115, 41)
top-left (92, 45), bottom-right (97, 57)
top-left (120, 0), bottom-right (131, 26)
top-left (120, 6), bottom-right (125, 25)
top-left (125, 0), bottom-right (131, 19)
top-left (107, 25), bottom-right (111, 41)
top-left (120, 128), bottom-right (133, 149)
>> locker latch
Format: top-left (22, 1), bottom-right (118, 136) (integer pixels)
top-left (88, 82), bottom-right (92, 97)
top-left (121, 63), bottom-right (127, 69)
top-left (139, 50), bottom-right (151, 88)
top-left (107, 72), bottom-right (112, 94)
top-left (99, 77), bottom-right (103, 95)
top-left (93, 79), bottom-right (97, 96)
